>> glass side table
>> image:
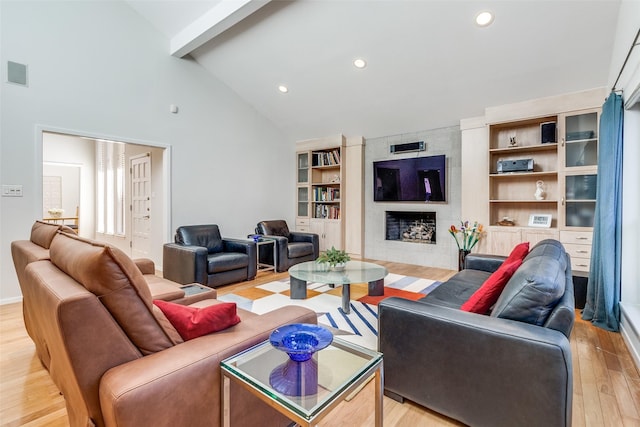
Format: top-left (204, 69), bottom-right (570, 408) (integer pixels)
top-left (221, 337), bottom-right (383, 426)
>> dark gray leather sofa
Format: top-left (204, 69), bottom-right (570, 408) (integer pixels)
top-left (255, 220), bottom-right (319, 272)
top-left (379, 239), bottom-right (575, 427)
top-left (163, 224), bottom-right (257, 288)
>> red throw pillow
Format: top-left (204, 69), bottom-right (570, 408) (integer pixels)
top-left (504, 242), bottom-right (529, 264)
top-left (460, 259), bottom-right (523, 314)
top-left (153, 300), bottom-right (241, 340)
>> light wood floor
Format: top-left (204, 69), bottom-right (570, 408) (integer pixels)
top-left (1, 260), bottom-right (639, 426)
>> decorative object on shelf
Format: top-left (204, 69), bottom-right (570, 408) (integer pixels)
top-left (269, 323), bottom-right (333, 362)
top-left (449, 221), bottom-right (484, 271)
top-left (534, 180), bottom-right (546, 200)
top-left (330, 174), bottom-right (340, 183)
top-left (497, 217), bottom-right (516, 226)
top-left (269, 357), bottom-right (318, 396)
top-left (528, 214), bottom-right (552, 228)
top-left (47, 208), bottom-right (64, 218)
top-left (316, 246), bottom-right (350, 271)
top-left (509, 136), bottom-right (517, 147)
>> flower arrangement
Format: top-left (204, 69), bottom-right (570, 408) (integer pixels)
top-left (47, 208), bottom-right (64, 217)
top-left (449, 220), bottom-right (483, 252)
top-left (316, 246), bottom-right (351, 267)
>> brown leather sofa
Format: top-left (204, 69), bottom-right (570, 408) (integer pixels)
top-left (14, 229), bottom-right (316, 427)
top-left (11, 221), bottom-right (217, 372)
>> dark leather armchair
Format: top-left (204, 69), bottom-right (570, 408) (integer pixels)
top-left (163, 224), bottom-right (257, 288)
top-left (255, 220), bottom-right (319, 272)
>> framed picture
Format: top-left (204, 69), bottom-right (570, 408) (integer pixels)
top-left (528, 214), bottom-right (552, 228)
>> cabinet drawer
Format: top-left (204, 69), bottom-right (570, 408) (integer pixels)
top-left (564, 243), bottom-right (592, 260)
top-left (560, 230), bottom-right (593, 245)
top-left (570, 257), bottom-right (591, 273)
top-left (296, 218), bottom-right (310, 226)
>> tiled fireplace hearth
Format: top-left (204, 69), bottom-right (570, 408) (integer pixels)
top-left (385, 211), bottom-right (436, 244)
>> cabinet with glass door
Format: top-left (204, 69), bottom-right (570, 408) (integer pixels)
top-left (558, 108), bottom-right (599, 274)
top-left (296, 152), bottom-right (310, 231)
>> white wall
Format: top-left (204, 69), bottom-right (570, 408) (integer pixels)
top-left (613, 1), bottom-right (640, 368)
top-left (364, 126), bottom-right (462, 270)
top-left (43, 133), bottom-right (96, 238)
top-left (0, 1), bottom-right (293, 303)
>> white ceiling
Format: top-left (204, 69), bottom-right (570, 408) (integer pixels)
top-left (125, 0), bottom-right (621, 141)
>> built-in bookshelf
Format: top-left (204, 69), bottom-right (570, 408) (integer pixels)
top-left (296, 138), bottom-right (346, 251)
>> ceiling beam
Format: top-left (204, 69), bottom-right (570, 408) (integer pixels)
top-left (170, 0), bottom-right (271, 58)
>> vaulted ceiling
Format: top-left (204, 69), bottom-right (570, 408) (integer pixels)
top-left (125, 0), bottom-right (621, 141)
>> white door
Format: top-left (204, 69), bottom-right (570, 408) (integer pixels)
top-left (131, 153), bottom-right (151, 259)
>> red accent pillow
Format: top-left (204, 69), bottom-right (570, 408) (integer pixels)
top-left (153, 300), bottom-right (241, 340)
top-left (460, 259), bottom-right (523, 314)
top-left (505, 242), bottom-right (529, 264)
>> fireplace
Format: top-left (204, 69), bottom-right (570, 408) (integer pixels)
top-left (385, 211), bottom-right (436, 244)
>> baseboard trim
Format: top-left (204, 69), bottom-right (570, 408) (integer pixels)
top-left (620, 303), bottom-right (640, 373)
top-left (0, 296), bottom-right (23, 306)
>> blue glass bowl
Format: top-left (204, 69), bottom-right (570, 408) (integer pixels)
top-left (270, 324), bottom-right (333, 362)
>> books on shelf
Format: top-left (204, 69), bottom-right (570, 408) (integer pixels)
top-left (314, 187), bottom-right (340, 202)
top-left (314, 204), bottom-right (340, 219)
top-left (312, 149), bottom-right (341, 167)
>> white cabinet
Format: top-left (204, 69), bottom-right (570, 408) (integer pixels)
top-left (310, 219), bottom-right (342, 252)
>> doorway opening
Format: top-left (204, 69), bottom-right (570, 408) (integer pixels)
top-left (40, 129), bottom-right (170, 267)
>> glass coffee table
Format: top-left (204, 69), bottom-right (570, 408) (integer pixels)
top-left (221, 336), bottom-right (383, 427)
top-left (288, 261), bottom-right (388, 314)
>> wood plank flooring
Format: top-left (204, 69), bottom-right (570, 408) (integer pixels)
top-left (1, 260), bottom-right (638, 426)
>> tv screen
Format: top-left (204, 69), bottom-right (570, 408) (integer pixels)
top-left (373, 155), bottom-right (446, 202)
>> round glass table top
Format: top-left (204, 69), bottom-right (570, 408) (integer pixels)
top-left (288, 261), bottom-right (388, 284)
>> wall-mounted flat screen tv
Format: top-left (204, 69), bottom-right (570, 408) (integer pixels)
top-left (373, 154), bottom-right (446, 202)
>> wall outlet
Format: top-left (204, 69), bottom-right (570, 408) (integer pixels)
top-left (2, 184), bottom-right (23, 197)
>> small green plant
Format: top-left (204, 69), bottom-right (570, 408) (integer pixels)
top-left (316, 246), bottom-right (350, 267)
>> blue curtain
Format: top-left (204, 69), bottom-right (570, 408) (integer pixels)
top-left (582, 93), bottom-right (623, 332)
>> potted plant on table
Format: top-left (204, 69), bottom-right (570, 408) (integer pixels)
top-left (316, 246), bottom-right (351, 271)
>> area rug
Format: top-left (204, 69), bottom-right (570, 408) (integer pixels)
top-left (218, 273), bottom-right (442, 351)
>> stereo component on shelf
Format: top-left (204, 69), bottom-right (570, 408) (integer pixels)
top-left (497, 158), bottom-right (534, 173)
top-left (390, 141), bottom-right (425, 154)
top-left (540, 121), bottom-right (557, 144)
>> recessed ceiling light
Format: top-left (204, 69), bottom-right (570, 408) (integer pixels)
top-left (475, 11), bottom-right (494, 27)
top-left (353, 58), bottom-right (367, 69)
top-left (278, 85), bottom-right (288, 93)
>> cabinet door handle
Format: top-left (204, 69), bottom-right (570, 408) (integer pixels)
top-left (577, 263), bottom-right (589, 267)
top-left (561, 197), bottom-right (565, 206)
top-left (561, 137), bottom-right (565, 147)
top-left (576, 237), bottom-right (589, 240)
top-left (577, 250), bottom-right (588, 254)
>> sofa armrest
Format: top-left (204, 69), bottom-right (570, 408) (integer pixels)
top-left (378, 297), bottom-right (572, 427)
top-left (464, 253), bottom-right (506, 272)
top-left (132, 258), bottom-right (155, 275)
top-left (222, 238), bottom-right (257, 279)
top-left (289, 232), bottom-right (319, 259)
top-left (162, 243), bottom-right (208, 285)
top-left (99, 306), bottom-right (316, 427)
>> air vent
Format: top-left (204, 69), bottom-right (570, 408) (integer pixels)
top-left (390, 141), bottom-right (425, 154)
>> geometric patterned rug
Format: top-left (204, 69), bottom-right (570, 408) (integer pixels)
top-left (218, 273), bottom-right (442, 351)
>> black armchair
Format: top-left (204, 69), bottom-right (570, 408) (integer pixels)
top-left (255, 220), bottom-right (319, 272)
top-left (163, 224), bottom-right (257, 288)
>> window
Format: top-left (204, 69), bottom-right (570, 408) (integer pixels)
top-left (96, 140), bottom-right (125, 236)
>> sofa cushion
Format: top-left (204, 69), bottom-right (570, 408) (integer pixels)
top-left (491, 255), bottom-right (566, 326)
top-left (30, 220), bottom-right (63, 249)
top-left (505, 242), bottom-right (529, 264)
top-left (524, 239), bottom-right (568, 270)
top-left (288, 242), bottom-right (314, 259)
top-left (153, 300), bottom-right (241, 340)
top-left (49, 232), bottom-right (174, 354)
top-left (176, 224), bottom-right (224, 254)
top-left (460, 259), bottom-right (523, 314)
top-left (421, 269), bottom-right (490, 309)
top-left (207, 252), bottom-right (249, 273)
